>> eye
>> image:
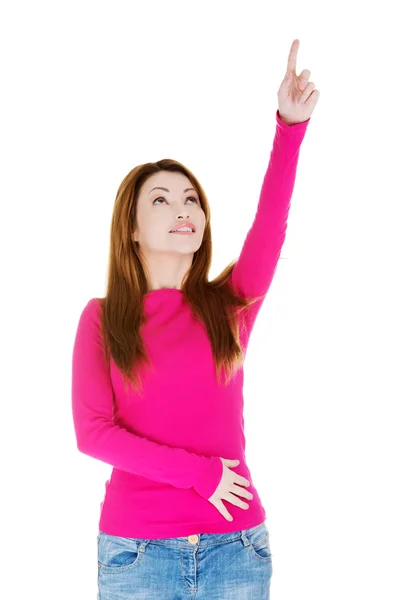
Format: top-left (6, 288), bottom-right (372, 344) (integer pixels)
top-left (153, 196), bottom-right (198, 205)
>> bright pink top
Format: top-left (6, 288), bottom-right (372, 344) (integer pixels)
top-left (72, 109), bottom-right (310, 539)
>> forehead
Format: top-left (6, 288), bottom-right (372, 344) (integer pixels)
top-left (144, 171), bottom-right (193, 193)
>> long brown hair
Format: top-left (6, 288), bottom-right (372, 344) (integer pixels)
top-left (98, 158), bottom-right (265, 396)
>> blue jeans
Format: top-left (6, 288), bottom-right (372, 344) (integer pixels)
top-left (97, 520), bottom-right (273, 599)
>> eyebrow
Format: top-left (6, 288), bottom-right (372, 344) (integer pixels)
top-left (148, 187), bottom-right (197, 194)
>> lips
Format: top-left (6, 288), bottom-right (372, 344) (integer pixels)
top-left (169, 221), bottom-right (196, 233)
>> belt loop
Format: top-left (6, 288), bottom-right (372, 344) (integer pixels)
top-left (240, 530), bottom-right (250, 547)
top-left (138, 540), bottom-right (150, 553)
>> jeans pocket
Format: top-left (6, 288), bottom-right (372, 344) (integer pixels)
top-left (97, 531), bottom-right (143, 573)
top-left (245, 523), bottom-right (273, 562)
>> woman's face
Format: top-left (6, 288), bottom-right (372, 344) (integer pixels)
top-left (132, 171), bottom-right (206, 257)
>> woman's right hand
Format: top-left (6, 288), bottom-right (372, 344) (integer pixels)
top-left (207, 458), bottom-right (253, 521)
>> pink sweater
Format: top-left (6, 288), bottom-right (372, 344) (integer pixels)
top-left (72, 109), bottom-right (310, 539)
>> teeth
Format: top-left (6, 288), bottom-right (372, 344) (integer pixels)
top-left (171, 227), bottom-right (193, 232)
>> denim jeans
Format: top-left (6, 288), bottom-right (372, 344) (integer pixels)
top-left (97, 520), bottom-right (273, 599)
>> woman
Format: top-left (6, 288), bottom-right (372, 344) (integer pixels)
top-left (72, 38), bottom-right (319, 599)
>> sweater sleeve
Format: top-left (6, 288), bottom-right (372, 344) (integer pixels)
top-left (230, 109), bottom-right (310, 336)
top-left (71, 298), bottom-right (223, 501)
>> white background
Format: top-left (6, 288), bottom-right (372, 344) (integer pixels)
top-left (1, 1), bottom-right (399, 599)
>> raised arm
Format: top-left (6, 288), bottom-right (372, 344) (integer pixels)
top-left (71, 298), bottom-right (222, 500)
top-left (230, 109), bottom-right (310, 336)
top-left (230, 39), bottom-right (319, 337)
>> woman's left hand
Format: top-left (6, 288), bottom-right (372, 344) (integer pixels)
top-left (277, 39), bottom-right (320, 126)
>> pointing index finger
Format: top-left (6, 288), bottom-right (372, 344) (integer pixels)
top-left (287, 38), bottom-right (300, 74)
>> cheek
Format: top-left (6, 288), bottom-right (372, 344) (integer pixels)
top-left (200, 213), bottom-right (207, 233)
top-left (139, 222), bottom-right (167, 244)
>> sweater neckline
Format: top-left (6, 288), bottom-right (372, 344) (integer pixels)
top-left (144, 288), bottom-right (183, 296)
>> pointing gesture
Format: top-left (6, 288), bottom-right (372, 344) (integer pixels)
top-left (277, 39), bottom-right (320, 126)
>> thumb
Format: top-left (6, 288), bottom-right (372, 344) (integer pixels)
top-left (220, 458), bottom-right (240, 466)
top-left (280, 70), bottom-right (292, 92)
